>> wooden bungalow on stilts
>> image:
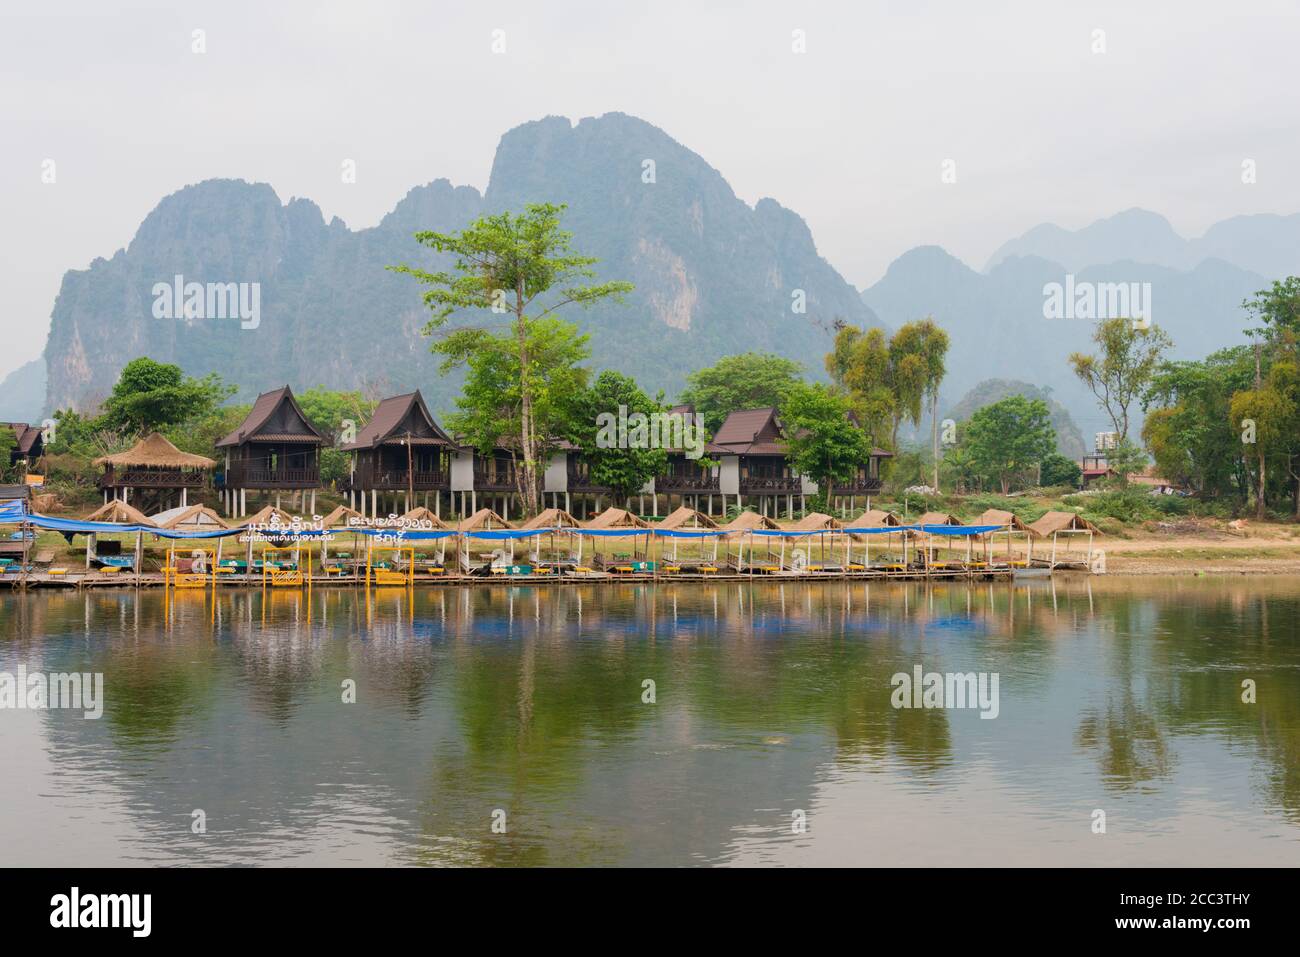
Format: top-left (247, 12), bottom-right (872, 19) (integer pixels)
top-left (93, 433), bottom-right (214, 512)
top-left (341, 390), bottom-right (455, 520)
top-left (216, 386), bottom-right (326, 518)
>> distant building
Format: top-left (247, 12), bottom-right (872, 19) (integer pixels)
top-left (3, 422), bottom-right (44, 467)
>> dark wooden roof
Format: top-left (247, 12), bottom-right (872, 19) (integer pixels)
top-left (4, 422), bottom-right (43, 457)
top-left (215, 386), bottom-right (327, 448)
top-left (711, 407), bottom-right (787, 455)
top-left (341, 391), bottom-right (454, 451)
top-left (710, 408), bottom-right (892, 458)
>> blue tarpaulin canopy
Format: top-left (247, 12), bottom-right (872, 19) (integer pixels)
top-left (5, 511), bottom-right (247, 539)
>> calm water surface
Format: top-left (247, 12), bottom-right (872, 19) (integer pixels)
top-left (2, 577), bottom-right (1298, 866)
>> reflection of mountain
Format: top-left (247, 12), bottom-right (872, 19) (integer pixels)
top-left (8, 578), bottom-right (1300, 864)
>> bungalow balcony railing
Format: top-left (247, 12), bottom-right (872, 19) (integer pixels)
top-left (566, 467), bottom-right (609, 493)
top-left (740, 475), bottom-right (802, 493)
top-left (655, 472), bottom-right (720, 492)
top-left (829, 477), bottom-right (883, 495)
top-left (473, 467), bottom-right (518, 492)
top-left (223, 466), bottom-right (320, 489)
top-left (98, 469), bottom-right (207, 489)
top-left (344, 468), bottom-right (448, 492)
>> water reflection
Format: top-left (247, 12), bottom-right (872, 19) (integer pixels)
top-left (1, 577), bottom-right (1298, 865)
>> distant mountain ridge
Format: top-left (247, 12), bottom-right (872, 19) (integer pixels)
top-left (40, 113), bottom-right (877, 415)
top-left (26, 113), bottom-right (1297, 439)
top-left (984, 207), bottom-right (1300, 279)
top-left (861, 245), bottom-right (1265, 435)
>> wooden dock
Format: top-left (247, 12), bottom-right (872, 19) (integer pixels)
top-left (6, 564), bottom-right (1022, 590)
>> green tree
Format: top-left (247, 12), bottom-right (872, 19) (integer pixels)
top-left (1040, 452), bottom-right (1082, 488)
top-left (780, 382), bottom-right (870, 493)
top-left (889, 318), bottom-right (950, 489)
top-left (1230, 361), bottom-right (1298, 519)
top-left (1068, 318), bottom-right (1173, 442)
top-left (1105, 439), bottom-right (1148, 488)
top-left (961, 395), bottom-right (1056, 494)
top-left (294, 388), bottom-right (379, 489)
top-left (1242, 277), bottom-right (1300, 341)
top-left (1142, 347), bottom-right (1255, 500)
top-left (0, 426), bottom-right (17, 481)
top-left (391, 203), bottom-right (633, 514)
top-left (98, 357), bottom-right (233, 435)
top-left (568, 370), bottom-right (669, 504)
top-left (825, 325), bottom-right (895, 447)
top-left (440, 317), bottom-right (591, 500)
top-left (679, 352), bottom-right (803, 433)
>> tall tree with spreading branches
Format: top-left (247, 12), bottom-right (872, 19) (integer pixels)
top-left (1069, 317), bottom-right (1173, 442)
top-left (390, 203), bottom-right (633, 514)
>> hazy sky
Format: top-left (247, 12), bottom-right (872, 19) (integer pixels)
top-left (3, 0), bottom-right (1299, 379)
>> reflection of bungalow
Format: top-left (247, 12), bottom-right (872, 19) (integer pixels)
top-left (4, 422), bottom-right (44, 467)
top-left (216, 386), bottom-right (327, 516)
top-left (341, 391), bottom-right (455, 518)
top-left (712, 408), bottom-right (892, 519)
top-left (93, 432), bottom-right (214, 511)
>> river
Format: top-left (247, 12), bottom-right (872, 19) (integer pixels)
top-left (1, 576), bottom-right (1298, 866)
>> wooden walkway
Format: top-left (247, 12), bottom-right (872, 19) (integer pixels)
top-left (6, 565), bottom-right (1024, 590)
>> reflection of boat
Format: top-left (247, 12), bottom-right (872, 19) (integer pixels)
top-left (1013, 566), bottom-right (1052, 580)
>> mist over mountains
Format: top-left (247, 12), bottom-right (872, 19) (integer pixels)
top-left (3, 113), bottom-right (1287, 441)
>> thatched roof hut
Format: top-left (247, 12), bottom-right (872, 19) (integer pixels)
top-left (719, 510), bottom-right (781, 533)
top-left (847, 509), bottom-right (901, 528)
top-left (978, 508), bottom-right (1038, 536)
top-left (321, 504), bottom-right (365, 528)
top-left (241, 505), bottom-right (295, 528)
top-left (92, 433), bottom-right (215, 470)
top-left (656, 505), bottom-right (719, 530)
top-left (788, 512), bottom-right (842, 532)
top-left (152, 504), bottom-right (230, 531)
top-left (457, 508), bottom-right (513, 532)
top-left (916, 511), bottom-right (962, 527)
top-left (519, 507), bottom-right (581, 529)
top-left (84, 500), bottom-right (156, 526)
top-left (584, 507), bottom-right (651, 529)
top-left (1029, 510), bottom-right (1101, 537)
